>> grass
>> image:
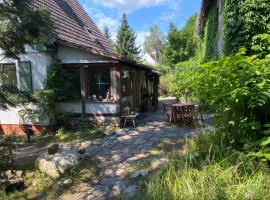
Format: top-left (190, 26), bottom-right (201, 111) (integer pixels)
top-left (0, 156), bottom-right (99, 200)
top-left (142, 130), bottom-right (270, 200)
top-left (17, 127), bottom-right (103, 146)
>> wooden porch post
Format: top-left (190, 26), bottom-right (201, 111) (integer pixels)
top-left (154, 75), bottom-right (159, 111)
top-left (111, 66), bottom-right (121, 113)
top-left (80, 66), bottom-right (86, 118)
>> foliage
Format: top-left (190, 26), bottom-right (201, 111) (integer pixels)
top-left (115, 14), bottom-right (140, 61)
top-left (162, 14), bottom-right (198, 68)
top-left (45, 57), bottom-right (80, 102)
top-left (0, 0), bottom-right (56, 59)
top-left (18, 89), bottom-right (55, 127)
top-left (0, 85), bottom-right (34, 110)
top-left (252, 33), bottom-right (270, 56)
top-left (223, 0), bottom-right (270, 56)
top-left (201, 6), bottom-right (219, 61)
top-left (102, 25), bottom-right (113, 45)
top-left (143, 25), bottom-right (164, 62)
top-left (159, 73), bottom-right (173, 96)
top-left (172, 49), bottom-right (270, 158)
top-left (146, 130), bottom-right (270, 200)
top-left (0, 135), bottom-right (17, 171)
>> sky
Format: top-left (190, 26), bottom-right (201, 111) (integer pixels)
top-left (79, 0), bottom-right (201, 48)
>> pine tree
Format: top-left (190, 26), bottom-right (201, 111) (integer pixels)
top-left (115, 14), bottom-right (140, 61)
top-left (103, 25), bottom-right (113, 45)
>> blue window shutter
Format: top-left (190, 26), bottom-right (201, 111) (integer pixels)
top-left (19, 61), bottom-right (33, 92)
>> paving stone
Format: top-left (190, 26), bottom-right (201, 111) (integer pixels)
top-left (100, 177), bottom-right (118, 186)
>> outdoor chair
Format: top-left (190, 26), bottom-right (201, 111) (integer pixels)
top-left (176, 105), bottom-right (195, 125)
top-left (162, 103), bottom-right (173, 123)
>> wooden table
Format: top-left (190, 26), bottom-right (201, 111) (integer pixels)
top-left (121, 114), bottom-right (139, 127)
top-left (171, 103), bottom-right (195, 124)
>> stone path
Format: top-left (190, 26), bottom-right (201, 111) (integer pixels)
top-left (16, 97), bottom-right (201, 200)
top-left (70, 98), bottom-right (198, 200)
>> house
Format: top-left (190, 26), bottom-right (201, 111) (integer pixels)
top-left (0, 0), bottom-right (159, 135)
top-left (142, 50), bottom-right (161, 66)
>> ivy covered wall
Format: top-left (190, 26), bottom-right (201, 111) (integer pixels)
top-left (201, 0), bottom-right (270, 58)
top-left (202, 5), bottom-right (219, 61)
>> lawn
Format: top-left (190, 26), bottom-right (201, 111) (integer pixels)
top-left (17, 127), bottom-right (104, 146)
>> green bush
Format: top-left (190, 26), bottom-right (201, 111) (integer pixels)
top-left (147, 131), bottom-right (270, 200)
top-left (172, 50), bottom-right (270, 156)
top-left (0, 135), bottom-right (17, 171)
top-left (159, 73), bottom-right (173, 96)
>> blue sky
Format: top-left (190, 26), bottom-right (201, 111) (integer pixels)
top-left (80, 0), bottom-right (201, 47)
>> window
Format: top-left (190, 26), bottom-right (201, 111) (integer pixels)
top-left (88, 69), bottom-right (111, 101)
top-left (0, 64), bottom-right (17, 87)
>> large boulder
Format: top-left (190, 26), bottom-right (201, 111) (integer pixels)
top-left (36, 149), bottom-right (80, 178)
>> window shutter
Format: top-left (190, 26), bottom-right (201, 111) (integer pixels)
top-left (19, 61), bottom-right (33, 92)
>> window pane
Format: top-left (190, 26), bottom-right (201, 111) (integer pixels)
top-left (89, 70), bottom-right (99, 83)
top-left (1, 64), bottom-right (17, 87)
top-left (88, 69), bottom-right (111, 100)
top-left (100, 70), bottom-right (110, 83)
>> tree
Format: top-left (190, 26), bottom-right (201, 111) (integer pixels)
top-left (0, 0), bottom-right (56, 109)
top-left (0, 0), bottom-right (56, 59)
top-left (103, 25), bottom-right (113, 45)
top-left (162, 14), bottom-right (198, 67)
top-left (143, 25), bottom-right (164, 63)
top-left (115, 14), bottom-right (140, 61)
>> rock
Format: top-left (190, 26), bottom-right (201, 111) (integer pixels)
top-left (150, 158), bottom-right (168, 170)
top-left (123, 185), bottom-right (139, 200)
top-left (110, 180), bottom-right (127, 198)
top-left (0, 170), bottom-right (24, 193)
top-left (36, 149), bottom-right (80, 178)
top-left (57, 178), bottom-right (73, 189)
top-left (48, 144), bottom-right (60, 155)
top-left (97, 128), bottom-right (115, 136)
top-left (78, 147), bottom-right (86, 155)
top-left (131, 169), bottom-right (149, 179)
top-left (87, 185), bottom-right (110, 200)
top-left (100, 177), bottom-right (118, 186)
top-left (15, 171), bottom-right (23, 177)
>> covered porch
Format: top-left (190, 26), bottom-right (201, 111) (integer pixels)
top-left (55, 60), bottom-right (160, 126)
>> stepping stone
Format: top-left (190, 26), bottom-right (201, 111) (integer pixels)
top-left (100, 177), bottom-right (118, 186)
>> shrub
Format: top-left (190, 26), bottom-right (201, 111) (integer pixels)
top-left (172, 50), bottom-right (270, 158)
top-left (159, 73), bottom-right (173, 96)
top-left (0, 135), bottom-right (17, 171)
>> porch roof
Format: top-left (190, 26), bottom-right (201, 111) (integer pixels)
top-left (62, 59), bottom-right (161, 76)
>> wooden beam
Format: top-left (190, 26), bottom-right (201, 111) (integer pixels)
top-left (80, 66), bottom-right (86, 118)
top-left (111, 66), bottom-right (121, 102)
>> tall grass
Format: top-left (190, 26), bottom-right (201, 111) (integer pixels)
top-left (147, 131), bottom-right (270, 200)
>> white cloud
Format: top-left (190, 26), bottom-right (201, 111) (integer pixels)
top-left (82, 4), bottom-right (119, 40)
top-left (136, 31), bottom-right (149, 50)
top-left (91, 0), bottom-right (167, 13)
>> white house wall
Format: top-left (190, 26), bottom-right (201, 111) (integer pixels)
top-left (55, 102), bottom-right (118, 114)
top-left (57, 44), bottom-right (113, 64)
top-left (0, 45), bottom-right (52, 90)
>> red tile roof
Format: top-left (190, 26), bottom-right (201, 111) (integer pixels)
top-left (30, 0), bottom-right (116, 58)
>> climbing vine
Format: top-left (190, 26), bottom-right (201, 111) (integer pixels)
top-left (223, 0), bottom-right (270, 55)
top-left (45, 57), bottom-right (81, 102)
top-left (202, 6), bottom-right (219, 61)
